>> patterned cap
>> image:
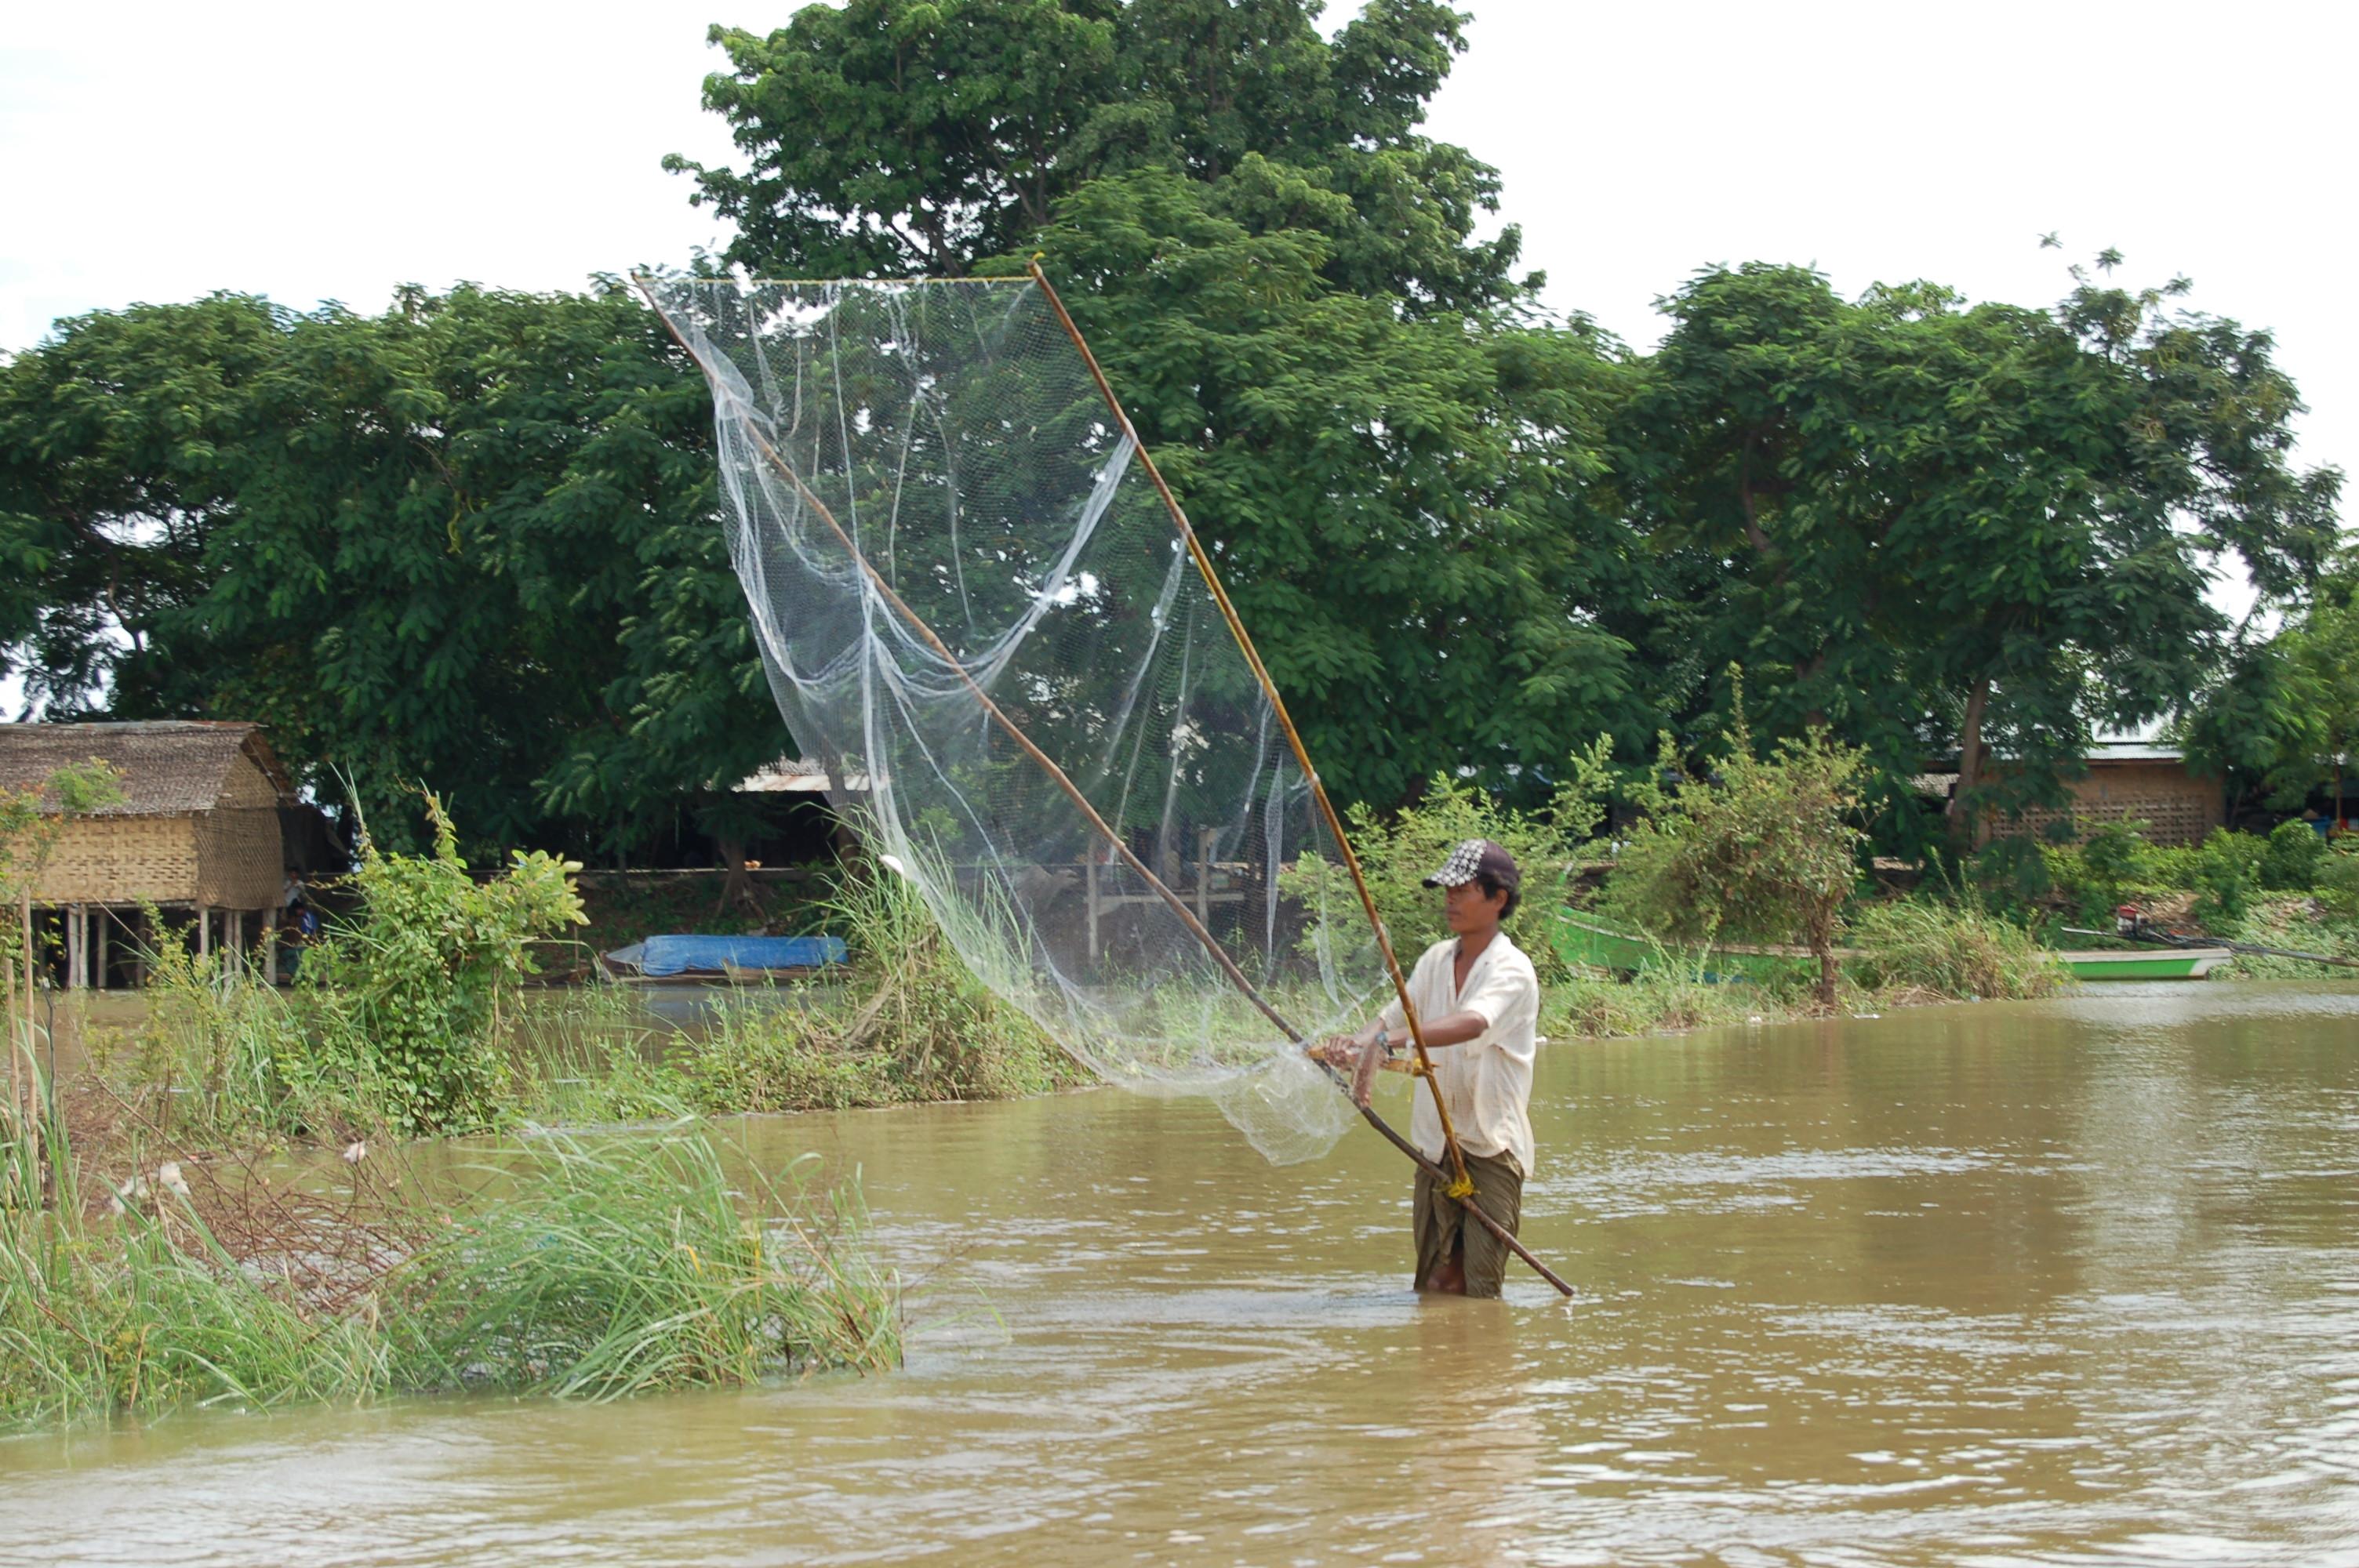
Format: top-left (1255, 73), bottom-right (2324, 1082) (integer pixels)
top-left (1421, 838), bottom-right (1520, 892)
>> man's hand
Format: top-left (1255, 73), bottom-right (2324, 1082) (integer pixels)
top-left (1313, 1031), bottom-right (1388, 1107)
top-left (1314, 1035), bottom-right (1363, 1070)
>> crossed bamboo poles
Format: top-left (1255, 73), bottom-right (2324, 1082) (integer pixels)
top-left (631, 267), bottom-right (1575, 1299)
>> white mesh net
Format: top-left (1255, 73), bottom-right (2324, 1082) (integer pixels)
top-left (642, 274), bottom-right (1383, 1163)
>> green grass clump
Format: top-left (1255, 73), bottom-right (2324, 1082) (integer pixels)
top-left (679, 866), bottom-right (1078, 1113)
top-left (1847, 898), bottom-right (2068, 1000)
top-left (1542, 964), bottom-right (1784, 1040)
top-left (0, 1111), bottom-right (897, 1429)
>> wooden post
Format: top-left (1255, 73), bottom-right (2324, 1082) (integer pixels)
top-left (227, 909), bottom-right (244, 974)
top-left (1085, 856), bottom-right (1100, 964)
top-left (197, 905), bottom-right (210, 962)
top-left (95, 908), bottom-right (109, 992)
top-left (65, 905), bottom-right (82, 990)
top-left (20, 892), bottom-right (33, 1138)
top-left (1195, 828), bottom-right (1212, 927)
top-left (263, 906), bottom-right (278, 985)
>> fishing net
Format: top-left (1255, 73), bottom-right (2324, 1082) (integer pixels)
top-left (642, 274), bottom-right (1383, 1164)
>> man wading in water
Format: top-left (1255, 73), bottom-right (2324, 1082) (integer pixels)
top-left (1320, 840), bottom-right (1539, 1298)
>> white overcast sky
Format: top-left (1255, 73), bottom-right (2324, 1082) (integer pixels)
top-left (3, 0), bottom-right (2350, 597)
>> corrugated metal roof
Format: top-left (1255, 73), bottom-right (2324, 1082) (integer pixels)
top-left (0, 721), bottom-right (293, 815)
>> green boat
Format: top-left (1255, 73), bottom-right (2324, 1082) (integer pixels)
top-left (1552, 913), bottom-right (2232, 984)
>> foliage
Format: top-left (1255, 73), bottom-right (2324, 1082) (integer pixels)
top-left (1543, 963), bottom-right (1774, 1041)
top-left (674, 0), bottom-right (1656, 807)
top-left (297, 795), bottom-right (586, 1133)
top-left (2318, 846), bottom-right (2359, 922)
top-left (1846, 897), bottom-right (2066, 1000)
top-left (0, 285), bottom-right (779, 858)
top-left (2186, 828), bottom-right (2265, 927)
top-left (1598, 694), bottom-right (1867, 1003)
top-left (2259, 818), bottom-right (2330, 891)
top-left (2184, 548), bottom-right (2359, 816)
top-left (1616, 256), bottom-right (2340, 851)
top-left (1281, 755), bottom-right (1608, 986)
top-left (682, 866), bottom-right (1074, 1112)
top-left (0, 1120), bottom-right (896, 1428)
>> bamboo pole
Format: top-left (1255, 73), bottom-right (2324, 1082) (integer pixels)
top-left (631, 272), bottom-right (1570, 1297)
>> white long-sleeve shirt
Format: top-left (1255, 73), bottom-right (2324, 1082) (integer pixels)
top-left (1378, 931), bottom-right (1539, 1174)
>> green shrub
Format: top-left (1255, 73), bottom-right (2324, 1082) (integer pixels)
top-left (1848, 898), bottom-right (2067, 1000)
top-left (2190, 828), bottom-right (2266, 927)
top-left (0, 1120), bottom-right (896, 1428)
top-left (1598, 708), bottom-right (1866, 1005)
top-left (2319, 846), bottom-right (2359, 920)
top-left (1280, 754), bottom-right (1608, 987)
top-left (2259, 818), bottom-right (2330, 891)
top-left (301, 794), bottom-right (587, 1133)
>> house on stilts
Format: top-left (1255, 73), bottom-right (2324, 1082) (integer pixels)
top-left (0, 720), bottom-right (336, 987)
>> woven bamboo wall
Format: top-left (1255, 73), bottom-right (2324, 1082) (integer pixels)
top-left (34, 816), bottom-right (200, 903)
top-left (195, 808), bottom-right (285, 909)
top-left (216, 753), bottom-right (282, 810)
top-left (2012, 763), bottom-right (2224, 847)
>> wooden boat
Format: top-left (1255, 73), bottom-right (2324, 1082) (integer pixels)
top-left (600, 934), bottom-right (849, 985)
top-left (1552, 913), bottom-right (2233, 984)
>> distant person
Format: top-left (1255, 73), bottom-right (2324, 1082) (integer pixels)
top-left (1318, 839), bottom-right (1539, 1299)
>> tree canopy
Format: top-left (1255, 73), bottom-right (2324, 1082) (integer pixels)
top-left (1618, 258), bottom-right (2340, 848)
top-left (0, 285), bottom-right (780, 851)
top-left (0, 0), bottom-right (2343, 859)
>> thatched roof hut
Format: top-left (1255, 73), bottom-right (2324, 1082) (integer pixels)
top-left (0, 720), bottom-right (294, 911)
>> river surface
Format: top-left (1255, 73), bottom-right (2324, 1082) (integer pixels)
top-left (5, 982), bottom-right (2358, 1566)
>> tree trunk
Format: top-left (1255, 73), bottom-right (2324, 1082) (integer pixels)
top-left (1808, 909), bottom-right (1840, 1008)
top-left (1947, 677), bottom-right (1992, 843)
top-left (714, 835), bottom-right (763, 920)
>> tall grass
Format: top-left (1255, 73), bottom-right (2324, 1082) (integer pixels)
top-left (681, 866), bottom-right (1077, 1113)
top-left (1846, 898), bottom-right (2067, 1000)
top-left (0, 1116), bottom-right (897, 1428)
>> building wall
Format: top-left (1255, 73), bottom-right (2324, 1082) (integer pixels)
top-left (33, 816), bottom-right (201, 904)
top-left (194, 808), bottom-right (286, 909)
top-left (2012, 762), bottom-right (2224, 847)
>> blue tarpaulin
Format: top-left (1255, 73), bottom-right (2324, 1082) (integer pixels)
top-left (602, 934), bottom-right (849, 978)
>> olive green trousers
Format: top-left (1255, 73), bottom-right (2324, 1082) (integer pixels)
top-left (1412, 1147), bottom-right (1525, 1299)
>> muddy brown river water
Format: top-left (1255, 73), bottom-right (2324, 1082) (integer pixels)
top-left (5, 982), bottom-right (2359, 1565)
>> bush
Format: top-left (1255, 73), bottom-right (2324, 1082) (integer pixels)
top-left (1848, 898), bottom-right (2067, 1000)
top-left (1281, 755), bottom-right (1608, 987)
top-left (2189, 828), bottom-right (2266, 927)
top-left (2319, 845), bottom-right (2359, 920)
top-left (1598, 709), bottom-right (1866, 1005)
top-left (2259, 818), bottom-right (2330, 891)
top-left (301, 794), bottom-right (587, 1133)
top-left (0, 1120), bottom-right (896, 1427)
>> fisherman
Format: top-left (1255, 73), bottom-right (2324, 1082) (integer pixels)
top-left (1319, 839), bottom-right (1539, 1298)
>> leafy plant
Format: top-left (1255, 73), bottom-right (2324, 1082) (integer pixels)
top-left (1279, 751), bottom-right (1608, 988)
top-left (300, 793), bottom-right (587, 1133)
top-left (2259, 818), bottom-right (2330, 891)
top-left (1598, 685), bottom-right (1866, 1005)
top-left (2188, 828), bottom-right (2266, 927)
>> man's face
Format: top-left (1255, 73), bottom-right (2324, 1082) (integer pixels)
top-left (1442, 878), bottom-right (1508, 935)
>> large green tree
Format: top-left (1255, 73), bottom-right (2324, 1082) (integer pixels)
top-left (0, 286), bottom-right (781, 852)
top-left (671, 0), bottom-right (1655, 804)
top-left (1615, 257), bottom-right (2341, 847)
top-left (2184, 546), bottom-right (2359, 819)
